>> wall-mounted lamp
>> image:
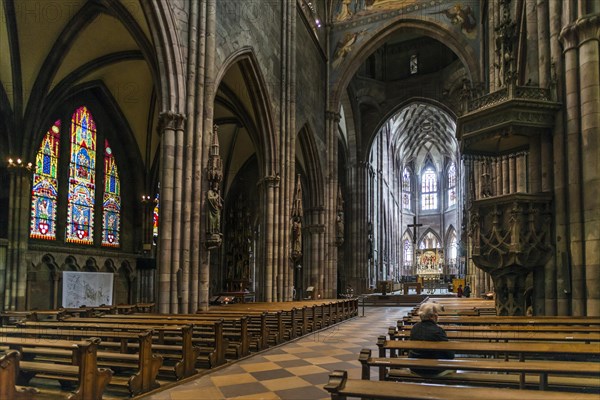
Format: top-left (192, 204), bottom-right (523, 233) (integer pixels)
top-left (7, 157), bottom-right (33, 173)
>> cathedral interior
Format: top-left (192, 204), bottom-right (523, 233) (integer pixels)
top-left (0, 0), bottom-right (598, 318)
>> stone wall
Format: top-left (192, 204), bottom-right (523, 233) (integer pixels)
top-left (295, 17), bottom-right (327, 144)
top-left (216, 0), bottom-right (283, 118)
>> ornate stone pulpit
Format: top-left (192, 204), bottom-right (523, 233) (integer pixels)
top-left (469, 194), bottom-right (552, 315)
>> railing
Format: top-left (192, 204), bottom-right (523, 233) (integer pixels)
top-left (467, 86), bottom-right (552, 112)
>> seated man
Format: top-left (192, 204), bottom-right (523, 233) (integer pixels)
top-left (408, 302), bottom-right (455, 376)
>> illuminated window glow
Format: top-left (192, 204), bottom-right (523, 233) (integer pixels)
top-left (421, 167), bottom-right (438, 210)
top-left (30, 121), bottom-right (61, 240)
top-left (448, 162), bottom-right (456, 207)
top-left (66, 107), bottom-right (96, 244)
top-left (102, 140), bottom-right (120, 247)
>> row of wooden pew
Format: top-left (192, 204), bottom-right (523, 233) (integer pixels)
top-left (0, 298), bottom-right (358, 399)
top-left (324, 297), bottom-right (600, 400)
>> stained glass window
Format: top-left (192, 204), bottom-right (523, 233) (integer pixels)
top-left (421, 167), bottom-right (438, 210)
top-left (403, 238), bottom-right (413, 267)
top-left (402, 167), bottom-right (411, 210)
top-left (30, 121), bottom-right (61, 240)
top-left (66, 106), bottom-right (96, 244)
top-left (102, 139), bottom-right (120, 247)
top-left (153, 192), bottom-right (159, 244)
top-left (448, 162), bottom-right (456, 207)
top-left (410, 54), bottom-right (418, 74)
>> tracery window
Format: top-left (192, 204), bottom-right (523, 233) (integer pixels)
top-left (30, 121), bottom-right (61, 240)
top-left (66, 107), bottom-right (96, 244)
top-left (102, 140), bottom-right (120, 247)
top-left (403, 238), bottom-right (413, 267)
top-left (402, 167), bottom-right (411, 210)
top-left (419, 231), bottom-right (440, 249)
top-left (421, 167), bottom-right (438, 210)
top-left (410, 54), bottom-right (418, 74)
top-left (153, 192), bottom-right (160, 244)
top-left (448, 162), bottom-right (456, 207)
top-left (30, 106), bottom-right (121, 247)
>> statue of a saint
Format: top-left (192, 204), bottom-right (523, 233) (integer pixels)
top-left (207, 184), bottom-right (222, 235)
top-left (292, 219), bottom-right (302, 258)
top-left (336, 212), bottom-right (344, 243)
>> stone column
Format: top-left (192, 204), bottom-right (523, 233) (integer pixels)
top-left (516, 152), bottom-right (528, 193)
top-left (157, 111), bottom-right (185, 313)
top-left (537, 1), bottom-right (551, 87)
top-left (347, 162), bottom-right (369, 293)
top-left (263, 174), bottom-right (280, 302)
top-left (549, 0), bottom-right (566, 316)
top-left (502, 156), bottom-right (509, 195)
top-left (560, 25), bottom-right (586, 315)
top-left (171, 114), bottom-right (185, 313)
top-left (6, 169), bottom-right (32, 310)
top-left (198, 0), bottom-right (217, 312)
top-left (577, 15), bottom-right (600, 315)
top-left (509, 154), bottom-right (517, 193)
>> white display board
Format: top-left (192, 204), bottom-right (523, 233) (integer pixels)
top-left (62, 271), bottom-right (114, 308)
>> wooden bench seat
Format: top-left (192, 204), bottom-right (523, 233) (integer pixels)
top-left (18, 321), bottom-right (200, 380)
top-left (359, 348), bottom-right (600, 390)
top-left (377, 335), bottom-right (600, 361)
top-left (66, 316), bottom-right (229, 367)
top-left (323, 369), bottom-right (600, 400)
top-left (0, 350), bottom-right (40, 400)
top-left (1, 337), bottom-right (112, 400)
top-left (398, 322), bottom-right (600, 333)
top-left (1, 326), bottom-right (161, 395)
top-left (389, 326), bottom-right (600, 343)
top-left (98, 313), bottom-right (251, 358)
top-left (402, 316), bottom-right (600, 326)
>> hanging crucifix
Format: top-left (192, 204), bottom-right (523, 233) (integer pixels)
top-left (408, 216), bottom-right (422, 245)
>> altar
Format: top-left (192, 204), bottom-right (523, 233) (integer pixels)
top-left (416, 248), bottom-right (444, 294)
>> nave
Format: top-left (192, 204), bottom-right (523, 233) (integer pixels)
top-left (142, 306), bottom-right (410, 400)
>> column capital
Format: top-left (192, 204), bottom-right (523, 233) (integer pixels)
top-left (326, 110), bottom-right (341, 123)
top-left (263, 174), bottom-right (281, 187)
top-left (575, 14), bottom-right (600, 45)
top-left (158, 111), bottom-right (186, 132)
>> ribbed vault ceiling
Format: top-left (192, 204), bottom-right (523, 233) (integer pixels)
top-left (389, 102), bottom-right (457, 165)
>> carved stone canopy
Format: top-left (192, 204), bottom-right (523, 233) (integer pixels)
top-left (469, 193), bottom-right (553, 274)
top-left (469, 193), bottom-right (553, 316)
top-left (457, 86), bottom-right (560, 154)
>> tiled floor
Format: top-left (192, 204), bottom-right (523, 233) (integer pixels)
top-left (141, 306), bottom-right (411, 400)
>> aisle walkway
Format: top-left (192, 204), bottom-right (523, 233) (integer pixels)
top-left (141, 306), bottom-right (411, 400)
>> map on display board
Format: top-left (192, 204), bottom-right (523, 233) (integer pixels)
top-left (62, 271), bottom-right (114, 308)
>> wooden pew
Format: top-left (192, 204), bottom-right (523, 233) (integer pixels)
top-left (63, 316), bottom-right (228, 367)
top-left (18, 320), bottom-right (199, 380)
top-left (201, 309), bottom-right (284, 346)
top-left (112, 313), bottom-right (252, 358)
top-left (1, 337), bottom-right (112, 400)
top-left (358, 348), bottom-right (600, 391)
top-left (398, 322), bottom-right (600, 333)
top-left (402, 315), bottom-right (600, 326)
top-left (323, 369), bottom-right (600, 400)
top-left (0, 350), bottom-right (40, 400)
top-left (388, 326), bottom-right (600, 343)
top-left (1, 310), bottom-right (64, 326)
top-left (377, 335), bottom-right (600, 361)
top-left (1, 326), bottom-right (162, 395)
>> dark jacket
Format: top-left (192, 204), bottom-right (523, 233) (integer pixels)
top-left (408, 320), bottom-right (454, 376)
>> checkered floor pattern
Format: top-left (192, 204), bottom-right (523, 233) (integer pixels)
top-left (141, 306), bottom-right (411, 400)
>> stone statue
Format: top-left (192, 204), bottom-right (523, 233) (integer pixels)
top-left (291, 219), bottom-right (302, 259)
top-left (336, 212), bottom-right (344, 242)
top-left (206, 183), bottom-right (222, 235)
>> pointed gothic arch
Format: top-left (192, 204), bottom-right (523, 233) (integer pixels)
top-left (215, 48), bottom-right (277, 178)
top-left (331, 18), bottom-right (480, 109)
